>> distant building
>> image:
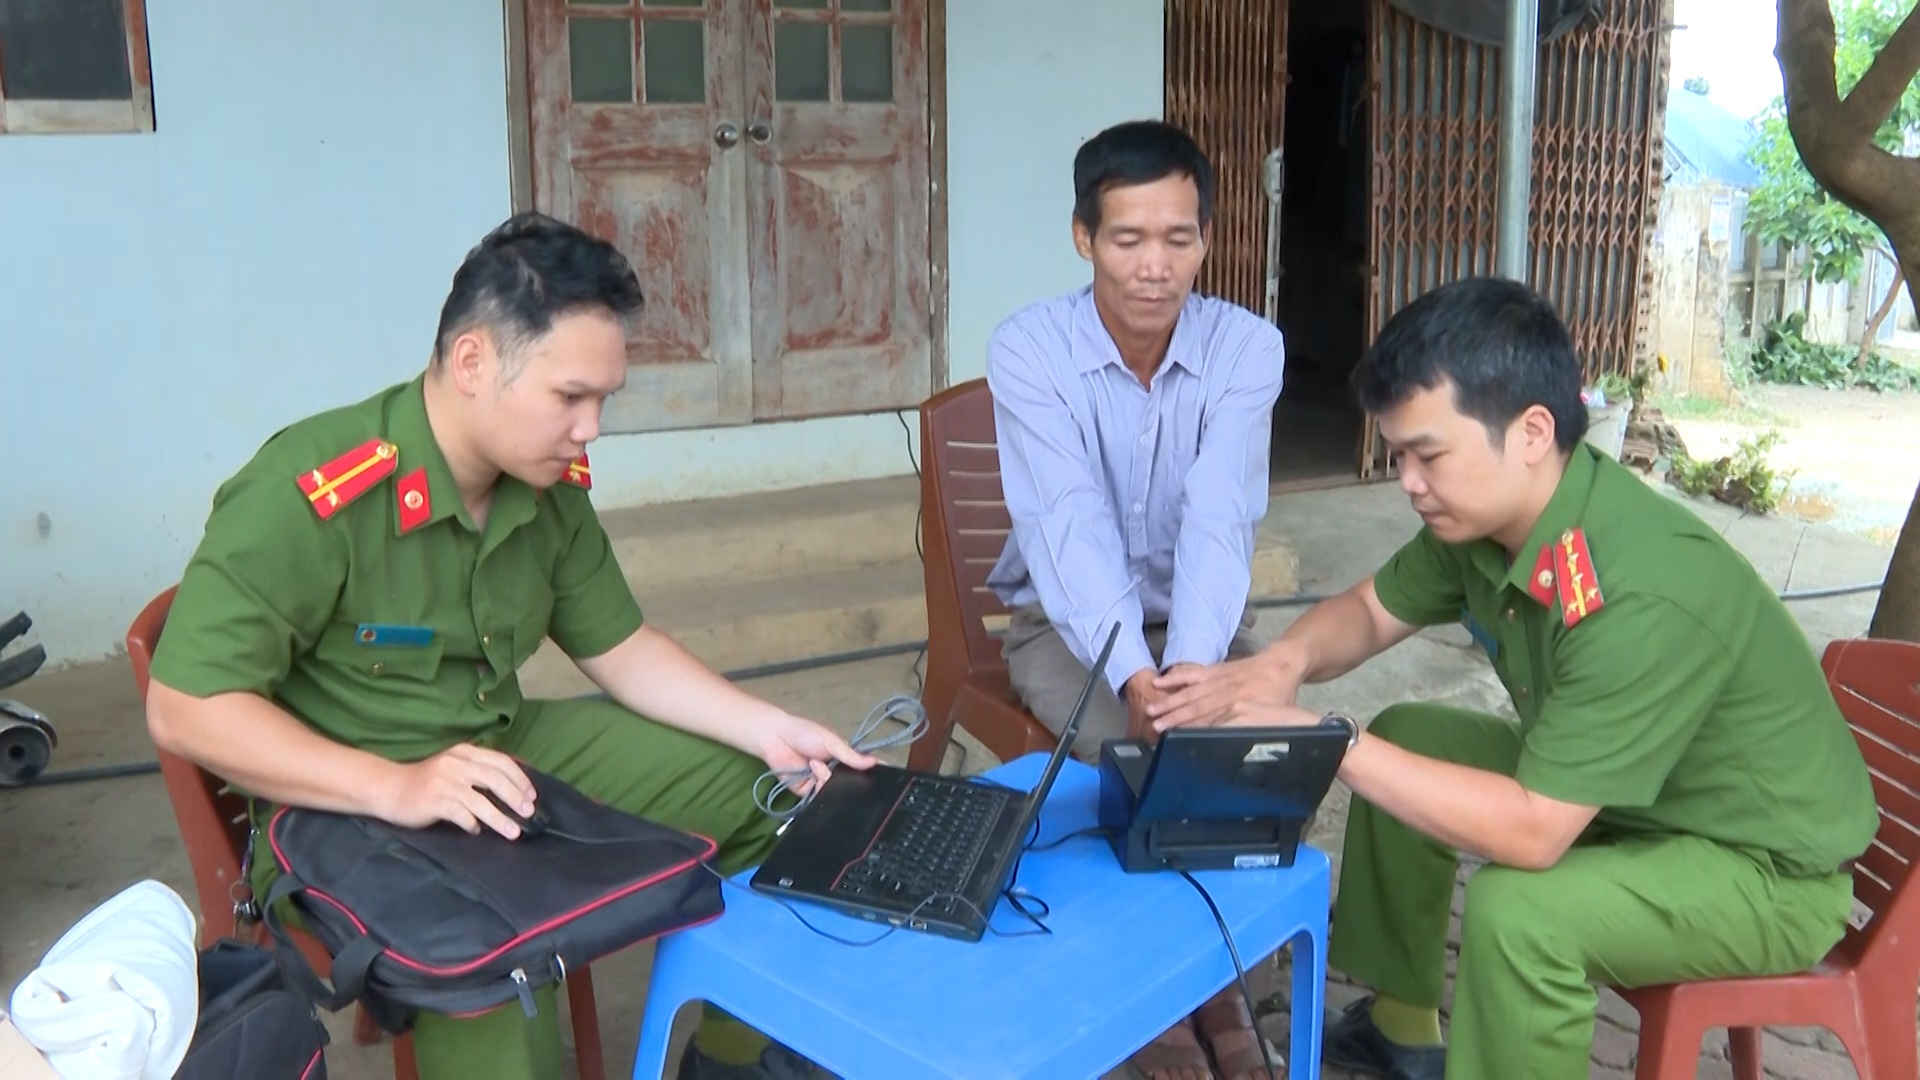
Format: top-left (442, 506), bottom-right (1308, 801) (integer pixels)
top-left (1649, 85), bottom-right (1898, 400)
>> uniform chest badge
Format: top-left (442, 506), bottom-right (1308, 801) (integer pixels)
top-left (1459, 607), bottom-right (1500, 660)
top-left (563, 453), bottom-right (591, 490)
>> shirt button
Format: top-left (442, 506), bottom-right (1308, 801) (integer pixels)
top-left (476, 691), bottom-right (488, 703)
top-left (370, 662), bottom-right (384, 676)
top-left (1503, 608), bottom-right (1516, 621)
top-left (481, 635), bottom-right (491, 647)
top-left (1133, 502), bottom-right (1144, 512)
top-left (1140, 434), bottom-right (1151, 444)
top-left (1519, 687), bottom-right (1531, 698)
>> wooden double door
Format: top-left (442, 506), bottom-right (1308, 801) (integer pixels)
top-left (527, 0), bottom-right (932, 433)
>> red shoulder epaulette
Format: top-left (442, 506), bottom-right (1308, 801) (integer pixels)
top-left (562, 453), bottom-right (591, 490)
top-left (295, 438), bottom-right (398, 520)
top-left (1551, 528), bottom-right (1605, 628)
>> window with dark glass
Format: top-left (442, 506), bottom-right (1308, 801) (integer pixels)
top-left (0, 0), bottom-right (155, 134)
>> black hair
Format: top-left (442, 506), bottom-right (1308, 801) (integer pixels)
top-left (1350, 277), bottom-right (1590, 453)
top-left (432, 211), bottom-right (644, 369)
top-left (1072, 119), bottom-right (1216, 235)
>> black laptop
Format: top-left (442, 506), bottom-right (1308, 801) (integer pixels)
top-left (749, 623), bottom-right (1120, 942)
top-left (1098, 721), bottom-right (1351, 873)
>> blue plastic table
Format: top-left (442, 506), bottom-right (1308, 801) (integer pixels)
top-left (631, 754), bottom-right (1331, 1079)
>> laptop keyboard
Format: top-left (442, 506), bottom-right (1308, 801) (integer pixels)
top-left (833, 779), bottom-right (1010, 913)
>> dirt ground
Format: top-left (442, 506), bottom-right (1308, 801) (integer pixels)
top-left (1657, 383), bottom-right (1920, 547)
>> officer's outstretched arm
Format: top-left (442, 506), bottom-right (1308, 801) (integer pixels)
top-left (575, 625), bottom-right (875, 786)
top-left (1148, 577), bottom-right (1418, 732)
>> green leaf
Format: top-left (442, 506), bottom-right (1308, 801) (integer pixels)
top-left (1741, 0), bottom-right (1920, 288)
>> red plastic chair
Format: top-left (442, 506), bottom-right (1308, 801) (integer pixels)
top-left (127, 587), bottom-right (605, 1080)
top-left (1618, 637), bottom-right (1920, 1079)
top-left (906, 379), bottom-right (1057, 774)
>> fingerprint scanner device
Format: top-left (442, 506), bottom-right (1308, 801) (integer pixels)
top-left (1097, 721), bottom-right (1351, 874)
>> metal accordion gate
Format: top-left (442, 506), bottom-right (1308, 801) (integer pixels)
top-left (1363, 0), bottom-right (1671, 477)
top-left (1165, 0), bottom-right (1670, 481)
top-left (1164, 0), bottom-right (1289, 318)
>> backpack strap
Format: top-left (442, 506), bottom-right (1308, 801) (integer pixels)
top-left (262, 873), bottom-right (384, 1013)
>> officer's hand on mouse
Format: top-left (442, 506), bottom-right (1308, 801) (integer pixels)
top-left (757, 713), bottom-right (878, 797)
top-left (377, 743), bottom-right (538, 839)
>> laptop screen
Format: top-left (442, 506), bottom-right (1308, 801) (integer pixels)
top-left (1002, 621), bottom-right (1119, 842)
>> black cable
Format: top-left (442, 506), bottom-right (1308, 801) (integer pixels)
top-left (540, 827), bottom-right (642, 846)
top-left (897, 410), bottom-right (924, 564)
top-left (719, 641), bottom-right (927, 683)
top-left (4, 760), bottom-right (161, 787)
top-left (1027, 825), bottom-right (1111, 852)
top-left (1249, 593), bottom-right (1333, 610)
top-left (1777, 582), bottom-right (1884, 601)
top-left (1173, 866), bottom-right (1281, 1080)
top-left (897, 409), bottom-right (929, 691)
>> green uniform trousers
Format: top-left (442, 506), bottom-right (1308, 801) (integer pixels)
top-left (1328, 704), bottom-right (1855, 1080)
top-left (253, 699), bottom-right (781, 1080)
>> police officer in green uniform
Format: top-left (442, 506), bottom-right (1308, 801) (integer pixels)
top-left (1145, 277), bottom-right (1879, 1079)
top-left (145, 213), bottom-right (873, 1080)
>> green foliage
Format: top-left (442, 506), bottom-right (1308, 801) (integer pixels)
top-left (1721, 319), bottom-right (1760, 389)
top-left (1748, 312), bottom-right (1920, 391)
top-left (1744, 0), bottom-right (1920, 285)
top-left (1589, 371), bottom-right (1633, 403)
top-left (1668, 431), bottom-right (1794, 515)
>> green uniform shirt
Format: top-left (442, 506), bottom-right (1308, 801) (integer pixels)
top-left (150, 374), bottom-right (645, 763)
top-left (1372, 443), bottom-right (1878, 878)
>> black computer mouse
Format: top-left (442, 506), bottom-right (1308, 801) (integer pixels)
top-left (475, 786), bottom-right (551, 837)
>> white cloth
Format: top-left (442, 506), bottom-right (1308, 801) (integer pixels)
top-left (9, 880), bottom-right (199, 1080)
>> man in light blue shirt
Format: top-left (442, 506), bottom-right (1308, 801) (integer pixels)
top-left (986, 118), bottom-right (1287, 1080)
top-left (988, 120), bottom-right (1287, 765)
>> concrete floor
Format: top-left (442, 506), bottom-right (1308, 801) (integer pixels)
top-left (0, 478), bottom-right (1895, 1079)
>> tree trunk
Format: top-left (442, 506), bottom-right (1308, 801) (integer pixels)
top-left (1777, 0), bottom-right (1920, 640)
top-left (1857, 252), bottom-right (1904, 368)
top-left (1870, 479), bottom-right (1920, 643)
top-left (1862, 249), bottom-right (1920, 642)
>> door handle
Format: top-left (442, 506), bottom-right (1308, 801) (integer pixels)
top-left (746, 121), bottom-right (772, 145)
top-left (714, 122), bottom-right (740, 149)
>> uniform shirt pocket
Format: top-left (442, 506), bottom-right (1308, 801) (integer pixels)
top-left (314, 622), bottom-right (446, 683)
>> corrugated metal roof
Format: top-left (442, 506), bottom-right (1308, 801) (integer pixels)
top-left (1664, 87), bottom-right (1763, 189)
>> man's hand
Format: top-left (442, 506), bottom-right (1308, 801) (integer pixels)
top-left (378, 744), bottom-right (538, 839)
top-left (758, 713), bottom-right (879, 797)
top-left (1146, 650), bottom-right (1307, 733)
top-left (1123, 668), bottom-right (1168, 741)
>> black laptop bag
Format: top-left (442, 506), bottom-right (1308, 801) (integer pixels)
top-left (261, 765), bottom-right (724, 1032)
top-left (175, 939), bottom-right (331, 1080)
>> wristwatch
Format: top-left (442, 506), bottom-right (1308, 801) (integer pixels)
top-left (1322, 712), bottom-right (1361, 749)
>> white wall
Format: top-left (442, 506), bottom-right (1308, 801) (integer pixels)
top-left (0, 2), bottom-right (515, 664)
top-left (1, 0), bottom-right (1166, 664)
top-left (941, 0), bottom-right (1165, 386)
